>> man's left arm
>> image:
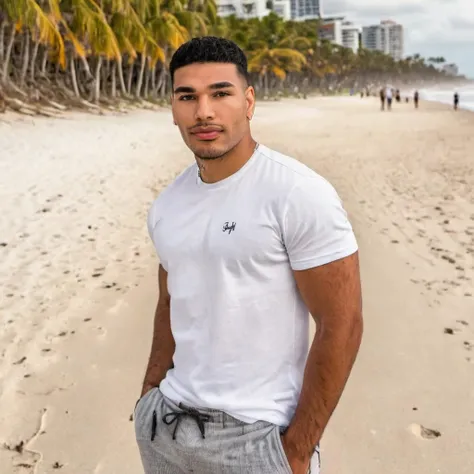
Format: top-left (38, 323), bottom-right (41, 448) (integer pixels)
top-left (282, 252), bottom-right (363, 469)
top-left (279, 176), bottom-right (363, 472)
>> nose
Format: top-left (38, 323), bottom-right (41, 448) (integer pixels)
top-left (194, 96), bottom-right (215, 122)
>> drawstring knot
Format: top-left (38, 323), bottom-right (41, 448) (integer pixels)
top-left (162, 403), bottom-right (211, 440)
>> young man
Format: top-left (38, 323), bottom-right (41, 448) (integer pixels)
top-left (135, 36), bottom-right (363, 474)
top-left (379, 87), bottom-right (385, 110)
top-left (386, 87), bottom-right (393, 111)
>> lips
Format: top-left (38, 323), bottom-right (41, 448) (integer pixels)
top-left (191, 126), bottom-right (223, 141)
top-left (194, 131), bottom-right (220, 140)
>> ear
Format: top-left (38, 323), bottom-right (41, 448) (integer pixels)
top-left (171, 95), bottom-right (177, 125)
top-left (245, 86), bottom-right (256, 121)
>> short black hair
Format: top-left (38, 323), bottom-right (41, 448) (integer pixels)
top-left (169, 36), bottom-right (249, 86)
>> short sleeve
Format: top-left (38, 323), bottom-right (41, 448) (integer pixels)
top-left (282, 176), bottom-right (358, 271)
top-left (147, 199), bottom-right (169, 272)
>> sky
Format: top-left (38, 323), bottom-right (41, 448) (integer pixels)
top-left (324, 0), bottom-right (474, 78)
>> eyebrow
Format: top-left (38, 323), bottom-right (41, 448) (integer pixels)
top-left (173, 82), bottom-right (236, 94)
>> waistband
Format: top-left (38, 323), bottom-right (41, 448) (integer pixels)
top-left (161, 390), bottom-right (249, 426)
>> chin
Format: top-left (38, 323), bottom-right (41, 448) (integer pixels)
top-left (192, 144), bottom-right (229, 160)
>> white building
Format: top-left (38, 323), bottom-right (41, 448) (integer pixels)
top-left (319, 16), bottom-right (361, 53)
top-left (217, 0), bottom-right (269, 19)
top-left (362, 20), bottom-right (404, 61)
top-left (290, 0), bottom-right (322, 21)
top-left (272, 0), bottom-right (291, 20)
top-left (217, 0), bottom-right (291, 20)
top-left (442, 63), bottom-right (459, 76)
top-left (341, 21), bottom-right (361, 53)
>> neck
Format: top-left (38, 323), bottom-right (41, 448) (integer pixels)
top-left (196, 135), bottom-right (257, 184)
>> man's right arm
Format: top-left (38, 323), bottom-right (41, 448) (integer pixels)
top-left (140, 264), bottom-right (175, 398)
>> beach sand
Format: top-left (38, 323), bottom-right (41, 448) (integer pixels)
top-left (0, 97), bottom-right (473, 473)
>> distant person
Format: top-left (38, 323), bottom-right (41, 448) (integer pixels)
top-left (454, 92), bottom-right (459, 110)
top-left (380, 87), bottom-right (385, 110)
top-left (386, 87), bottom-right (393, 111)
top-left (414, 91), bottom-right (419, 109)
top-left (395, 89), bottom-right (401, 103)
top-left (135, 36), bottom-right (363, 474)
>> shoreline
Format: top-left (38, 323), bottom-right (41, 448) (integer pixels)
top-left (1, 96), bottom-right (473, 473)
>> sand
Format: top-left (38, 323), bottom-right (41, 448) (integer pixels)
top-left (0, 97), bottom-right (473, 473)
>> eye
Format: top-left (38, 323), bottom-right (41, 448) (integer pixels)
top-left (178, 95), bottom-right (195, 101)
top-left (214, 91), bottom-right (230, 98)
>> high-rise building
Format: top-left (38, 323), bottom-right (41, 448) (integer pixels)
top-left (362, 20), bottom-right (404, 61)
top-left (217, 0), bottom-right (291, 20)
top-left (319, 16), bottom-right (361, 54)
top-left (341, 21), bottom-right (361, 53)
top-left (290, 0), bottom-right (322, 21)
top-left (217, 0), bottom-right (269, 19)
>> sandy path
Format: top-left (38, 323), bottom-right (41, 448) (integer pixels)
top-left (0, 97), bottom-right (473, 473)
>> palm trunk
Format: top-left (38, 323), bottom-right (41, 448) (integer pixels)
top-left (20, 30), bottom-right (31, 87)
top-left (144, 63), bottom-right (151, 98)
top-left (0, 21), bottom-right (6, 63)
top-left (127, 62), bottom-right (134, 95)
top-left (29, 38), bottom-right (40, 83)
top-left (135, 53), bottom-right (147, 98)
top-left (264, 72), bottom-right (269, 96)
top-left (101, 59), bottom-right (109, 96)
top-left (111, 61), bottom-right (117, 98)
top-left (93, 56), bottom-right (103, 104)
top-left (117, 59), bottom-right (127, 96)
top-left (41, 47), bottom-right (48, 76)
top-left (79, 55), bottom-right (94, 80)
top-left (2, 24), bottom-right (16, 83)
top-left (70, 56), bottom-right (80, 97)
top-left (151, 65), bottom-right (156, 97)
top-left (156, 66), bottom-right (166, 96)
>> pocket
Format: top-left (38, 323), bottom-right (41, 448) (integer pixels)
top-left (134, 387), bottom-right (158, 418)
top-left (134, 387), bottom-right (161, 441)
top-left (273, 426), bottom-right (293, 474)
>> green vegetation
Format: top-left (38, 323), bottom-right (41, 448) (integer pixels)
top-left (0, 3), bottom-right (465, 115)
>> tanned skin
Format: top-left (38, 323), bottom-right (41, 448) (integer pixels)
top-left (281, 252), bottom-right (363, 473)
top-left (140, 265), bottom-right (175, 398)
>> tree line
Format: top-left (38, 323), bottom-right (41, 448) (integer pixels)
top-left (0, 1), bottom-right (466, 116)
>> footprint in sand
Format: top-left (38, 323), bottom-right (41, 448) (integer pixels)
top-left (409, 423), bottom-right (442, 439)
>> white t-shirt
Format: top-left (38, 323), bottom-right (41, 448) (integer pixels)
top-left (147, 144), bottom-right (358, 426)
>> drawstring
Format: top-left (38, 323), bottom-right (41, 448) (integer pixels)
top-left (161, 403), bottom-right (211, 441)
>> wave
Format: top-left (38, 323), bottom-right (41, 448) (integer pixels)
top-left (418, 84), bottom-right (474, 112)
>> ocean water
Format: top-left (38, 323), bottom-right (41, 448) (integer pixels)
top-left (419, 84), bottom-right (474, 111)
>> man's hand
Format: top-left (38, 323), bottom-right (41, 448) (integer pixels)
top-left (140, 384), bottom-right (156, 399)
top-left (281, 434), bottom-right (311, 474)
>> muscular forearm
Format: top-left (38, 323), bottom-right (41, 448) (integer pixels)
top-left (141, 302), bottom-right (175, 397)
top-left (284, 314), bottom-right (363, 460)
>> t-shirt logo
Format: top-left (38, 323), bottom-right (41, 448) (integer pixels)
top-left (222, 221), bottom-right (236, 234)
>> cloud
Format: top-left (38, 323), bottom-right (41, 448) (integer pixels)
top-left (450, 17), bottom-right (474, 30)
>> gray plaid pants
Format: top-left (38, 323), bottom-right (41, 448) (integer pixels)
top-left (134, 388), bottom-right (320, 474)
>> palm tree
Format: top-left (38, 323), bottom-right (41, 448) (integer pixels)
top-left (248, 46), bottom-right (306, 96)
top-left (0, 1), bottom-right (464, 115)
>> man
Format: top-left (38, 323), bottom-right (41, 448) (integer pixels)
top-left (386, 87), bottom-right (393, 111)
top-left (414, 90), bottom-right (419, 109)
top-left (379, 87), bottom-right (385, 110)
top-left (135, 36), bottom-right (363, 474)
top-left (454, 92), bottom-right (459, 110)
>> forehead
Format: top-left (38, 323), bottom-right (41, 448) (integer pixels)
top-left (173, 63), bottom-right (244, 90)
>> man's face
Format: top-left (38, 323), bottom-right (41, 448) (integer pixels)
top-left (171, 62), bottom-right (255, 160)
